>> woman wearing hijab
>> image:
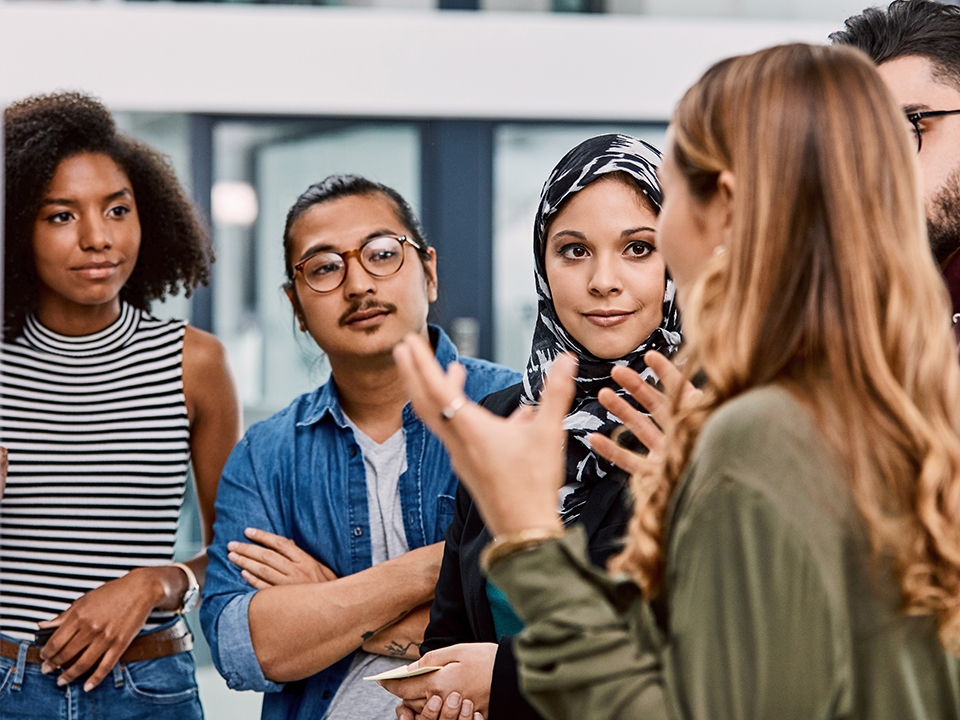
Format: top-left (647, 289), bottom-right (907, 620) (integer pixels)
top-left (394, 44), bottom-right (960, 719)
top-left (382, 134), bottom-right (681, 720)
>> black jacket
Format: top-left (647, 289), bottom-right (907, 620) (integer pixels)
top-left (420, 383), bottom-right (634, 719)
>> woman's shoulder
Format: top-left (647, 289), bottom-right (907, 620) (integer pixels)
top-left (181, 325), bottom-right (241, 423)
top-left (182, 325), bottom-right (230, 381)
top-left (683, 385), bottom-right (850, 523)
top-left (478, 382), bottom-right (524, 417)
top-left (695, 385), bottom-right (824, 463)
top-left (670, 386), bottom-right (858, 599)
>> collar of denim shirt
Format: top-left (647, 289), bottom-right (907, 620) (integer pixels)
top-left (295, 324), bottom-right (459, 429)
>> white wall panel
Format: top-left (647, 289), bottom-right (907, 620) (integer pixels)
top-left (0, 3), bottom-right (834, 120)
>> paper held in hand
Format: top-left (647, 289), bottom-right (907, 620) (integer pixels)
top-left (363, 665), bottom-right (443, 681)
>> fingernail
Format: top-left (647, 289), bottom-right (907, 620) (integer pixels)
top-left (446, 692), bottom-right (461, 708)
top-left (228, 552), bottom-right (238, 562)
top-left (427, 696), bottom-right (442, 711)
top-left (460, 699), bottom-right (473, 716)
top-left (57, 676), bottom-right (68, 687)
top-left (84, 682), bottom-right (94, 692)
top-left (227, 542), bottom-right (238, 550)
top-left (41, 662), bottom-right (53, 674)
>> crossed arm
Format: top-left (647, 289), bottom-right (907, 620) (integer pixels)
top-left (235, 533), bottom-right (444, 682)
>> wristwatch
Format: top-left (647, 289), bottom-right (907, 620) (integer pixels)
top-left (172, 562), bottom-right (200, 614)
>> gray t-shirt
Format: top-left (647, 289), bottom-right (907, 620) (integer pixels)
top-left (324, 419), bottom-right (411, 720)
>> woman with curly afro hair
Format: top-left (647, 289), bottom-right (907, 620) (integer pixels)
top-left (0, 92), bottom-right (242, 719)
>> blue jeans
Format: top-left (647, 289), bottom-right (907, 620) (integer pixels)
top-left (0, 634), bottom-right (203, 720)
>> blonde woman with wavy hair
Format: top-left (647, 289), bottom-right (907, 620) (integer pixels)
top-left (392, 42), bottom-right (960, 720)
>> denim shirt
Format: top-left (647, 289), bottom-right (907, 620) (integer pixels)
top-left (200, 326), bottom-right (519, 720)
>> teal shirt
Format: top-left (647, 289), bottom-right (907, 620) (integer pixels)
top-left (485, 580), bottom-right (525, 640)
top-left (490, 386), bottom-right (960, 720)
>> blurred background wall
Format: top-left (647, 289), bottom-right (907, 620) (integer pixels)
top-left (0, 0), bottom-right (897, 716)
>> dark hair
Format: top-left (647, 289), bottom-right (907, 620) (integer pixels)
top-left (3, 92), bottom-right (212, 341)
top-left (281, 174), bottom-right (430, 290)
top-left (830, 0), bottom-right (960, 87)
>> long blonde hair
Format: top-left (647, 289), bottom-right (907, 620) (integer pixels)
top-left (611, 43), bottom-right (960, 651)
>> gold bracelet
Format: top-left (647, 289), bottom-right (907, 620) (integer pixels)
top-left (480, 527), bottom-right (566, 572)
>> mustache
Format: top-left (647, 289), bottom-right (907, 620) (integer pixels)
top-left (338, 299), bottom-right (397, 326)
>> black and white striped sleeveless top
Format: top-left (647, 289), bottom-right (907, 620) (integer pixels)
top-left (0, 303), bottom-right (190, 640)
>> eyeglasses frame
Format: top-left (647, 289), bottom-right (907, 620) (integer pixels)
top-left (906, 109), bottom-right (960, 152)
top-left (292, 234), bottom-right (425, 294)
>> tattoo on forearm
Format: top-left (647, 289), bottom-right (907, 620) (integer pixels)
top-left (360, 610), bottom-right (409, 643)
top-left (386, 641), bottom-right (416, 657)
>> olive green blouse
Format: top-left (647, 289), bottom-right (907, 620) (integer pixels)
top-left (488, 386), bottom-right (960, 719)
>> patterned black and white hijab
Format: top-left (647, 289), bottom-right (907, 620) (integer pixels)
top-left (519, 133), bottom-right (682, 525)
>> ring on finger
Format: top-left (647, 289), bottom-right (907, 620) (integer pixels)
top-left (441, 396), bottom-right (469, 421)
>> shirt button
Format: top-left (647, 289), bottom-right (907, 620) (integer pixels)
top-left (353, 527), bottom-right (363, 537)
top-left (322, 690), bottom-right (332, 700)
top-left (349, 447), bottom-right (358, 458)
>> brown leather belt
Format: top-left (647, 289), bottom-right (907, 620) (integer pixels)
top-left (0, 618), bottom-right (193, 666)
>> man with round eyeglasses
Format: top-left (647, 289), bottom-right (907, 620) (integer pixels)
top-left (833, 0), bottom-right (960, 341)
top-left (293, 234), bottom-right (425, 294)
top-left (200, 175), bottom-right (519, 720)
